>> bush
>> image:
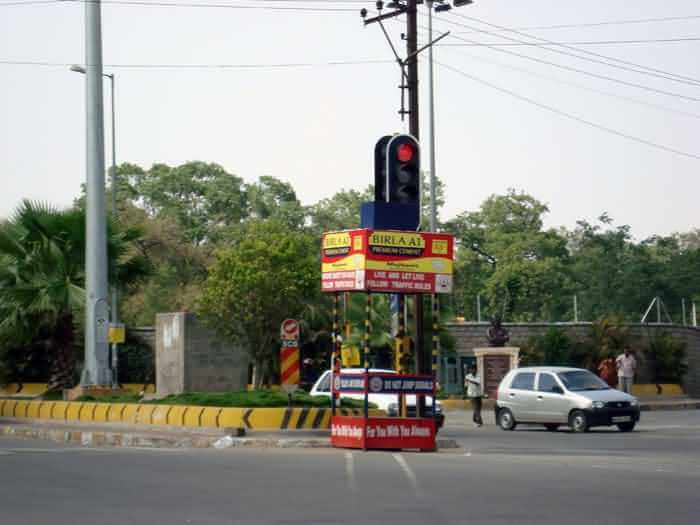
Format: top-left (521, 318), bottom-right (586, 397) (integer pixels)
top-left (644, 330), bottom-right (687, 384)
top-left (520, 328), bottom-right (574, 367)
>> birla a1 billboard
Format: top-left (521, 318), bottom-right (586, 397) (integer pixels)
top-left (321, 229), bottom-right (454, 294)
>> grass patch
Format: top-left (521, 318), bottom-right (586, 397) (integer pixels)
top-left (68, 390), bottom-right (373, 409)
top-left (148, 390), bottom-right (371, 409)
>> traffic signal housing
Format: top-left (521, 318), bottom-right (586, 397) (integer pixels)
top-left (386, 134), bottom-right (420, 206)
top-left (374, 135), bottom-right (392, 202)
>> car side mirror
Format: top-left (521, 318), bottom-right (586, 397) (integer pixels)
top-left (551, 385), bottom-right (564, 395)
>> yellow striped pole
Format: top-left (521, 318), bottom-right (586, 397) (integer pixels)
top-left (332, 292), bottom-right (339, 415)
top-left (432, 294), bottom-right (440, 426)
top-left (364, 292), bottom-right (372, 419)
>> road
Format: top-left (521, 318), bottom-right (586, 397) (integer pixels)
top-left (1, 410), bottom-right (699, 524)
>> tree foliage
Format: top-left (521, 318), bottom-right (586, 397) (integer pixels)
top-left (197, 220), bottom-right (319, 386)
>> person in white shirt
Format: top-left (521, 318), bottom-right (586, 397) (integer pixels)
top-left (464, 365), bottom-right (483, 427)
top-left (616, 348), bottom-right (637, 394)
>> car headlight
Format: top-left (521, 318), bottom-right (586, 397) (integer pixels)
top-left (592, 401), bottom-right (605, 409)
top-left (630, 398), bottom-right (639, 406)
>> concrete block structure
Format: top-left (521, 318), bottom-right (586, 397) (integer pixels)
top-left (155, 313), bottom-right (249, 397)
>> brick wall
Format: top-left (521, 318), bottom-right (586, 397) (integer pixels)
top-left (447, 322), bottom-right (700, 397)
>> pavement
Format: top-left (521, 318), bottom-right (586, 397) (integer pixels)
top-left (1, 409), bottom-right (699, 525)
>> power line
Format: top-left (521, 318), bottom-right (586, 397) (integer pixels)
top-left (0, 0), bottom-right (360, 10)
top-left (454, 14), bottom-right (700, 33)
top-left (432, 25), bottom-right (700, 103)
top-left (428, 43), bottom-right (700, 121)
top-left (441, 37), bottom-right (700, 47)
top-left (0, 58), bottom-right (391, 68)
top-left (447, 12), bottom-right (700, 88)
top-left (436, 59), bottom-right (700, 162)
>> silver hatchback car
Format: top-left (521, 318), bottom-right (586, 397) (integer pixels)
top-left (495, 366), bottom-right (640, 433)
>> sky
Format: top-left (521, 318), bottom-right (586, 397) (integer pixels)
top-left (1, 0), bottom-right (699, 239)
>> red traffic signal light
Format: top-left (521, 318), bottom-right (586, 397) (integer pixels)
top-left (397, 143), bottom-right (414, 163)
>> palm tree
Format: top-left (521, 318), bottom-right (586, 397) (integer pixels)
top-left (0, 201), bottom-right (149, 391)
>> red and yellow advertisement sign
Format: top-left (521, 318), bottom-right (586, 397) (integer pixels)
top-left (321, 229), bottom-right (454, 294)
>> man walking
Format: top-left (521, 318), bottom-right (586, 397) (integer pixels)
top-left (464, 365), bottom-right (483, 427)
top-left (616, 347), bottom-right (637, 394)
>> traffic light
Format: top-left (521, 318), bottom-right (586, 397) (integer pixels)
top-left (374, 135), bottom-right (392, 202)
top-left (386, 134), bottom-right (420, 205)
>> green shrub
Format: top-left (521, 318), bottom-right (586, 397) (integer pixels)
top-left (644, 330), bottom-right (687, 384)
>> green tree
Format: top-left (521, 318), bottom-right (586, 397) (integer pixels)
top-left (308, 186), bottom-right (372, 234)
top-left (197, 220), bottom-right (319, 386)
top-left (0, 201), bottom-right (149, 390)
top-left (447, 190), bottom-right (572, 321)
top-left (126, 161), bottom-right (248, 244)
top-left (246, 176), bottom-right (306, 229)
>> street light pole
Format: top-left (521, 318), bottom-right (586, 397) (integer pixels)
top-left (82, 0), bottom-right (111, 387)
top-left (70, 65), bottom-right (119, 387)
top-left (106, 73), bottom-right (120, 387)
top-left (427, 0), bottom-right (437, 233)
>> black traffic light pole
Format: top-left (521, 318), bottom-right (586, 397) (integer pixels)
top-left (405, 0), bottom-right (429, 417)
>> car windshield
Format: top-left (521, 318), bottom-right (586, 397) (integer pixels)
top-left (557, 370), bottom-right (610, 391)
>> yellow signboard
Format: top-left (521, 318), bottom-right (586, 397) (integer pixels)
top-left (341, 345), bottom-right (360, 367)
top-left (108, 324), bottom-right (126, 345)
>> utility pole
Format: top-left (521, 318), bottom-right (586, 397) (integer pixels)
top-left (82, 0), bottom-right (112, 388)
top-left (404, 1), bottom-right (428, 410)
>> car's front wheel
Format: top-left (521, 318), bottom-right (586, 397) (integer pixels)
top-left (497, 408), bottom-right (517, 431)
top-left (617, 422), bottom-right (636, 432)
top-left (569, 410), bottom-right (589, 433)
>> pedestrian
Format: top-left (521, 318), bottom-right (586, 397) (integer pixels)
top-left (616, 347), bottom-right (637, 394)
top-left (597, 355), bottom-right (618, 388)
top-left (464, 365), bottom-right (483, 427)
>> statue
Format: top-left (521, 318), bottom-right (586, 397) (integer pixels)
top-left (487, 315), bottom-right (510, 347)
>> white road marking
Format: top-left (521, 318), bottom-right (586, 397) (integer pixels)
top-left (392, 453), bottom-right (419, 493)
top-left (344, 451), bottom-right (357, 493)
top-left (464, 449), bottom-right (472, 457)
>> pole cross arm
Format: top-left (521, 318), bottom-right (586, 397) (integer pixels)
top-left (406, 30), bottom-right (450, 61)
top-left (363, 7), bottom-right (407, 25)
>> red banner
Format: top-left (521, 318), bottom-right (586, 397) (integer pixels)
top-left (330, 416), bottom-right (436, 450)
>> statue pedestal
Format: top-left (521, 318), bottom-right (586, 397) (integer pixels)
top-left (473, 347), bottom-right (519, 399)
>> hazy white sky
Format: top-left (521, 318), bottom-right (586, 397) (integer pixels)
top-left (1, 0), bottom-right (699, 238)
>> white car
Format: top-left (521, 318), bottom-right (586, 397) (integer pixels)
top-left (309, 368), bottom-right (444, 428)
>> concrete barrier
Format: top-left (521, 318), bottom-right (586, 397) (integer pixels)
top-left (0, 399), bottom-right (383, 431)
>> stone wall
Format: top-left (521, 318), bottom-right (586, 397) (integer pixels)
top-left (447, 322), bottom-right (700, 397)
top-left (155, 313), bottom-right (248, 396)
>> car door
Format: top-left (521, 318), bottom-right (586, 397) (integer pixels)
top-left (533, 372), bottom-right (569, 423)
top-left (505, 372), bottom-right (538, 421)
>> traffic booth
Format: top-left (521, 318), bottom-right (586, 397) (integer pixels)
top-left (321, 228), bottom-right (454, 452)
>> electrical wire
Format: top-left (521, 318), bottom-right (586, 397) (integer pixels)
top-left (430, 25), bottom-right (700, 103)
top-left (447, 11), bottom-right (700, 87)
top-left (0, 58), bottom-right (391, 69)
top-left (442, 37), bottom-right (700, 47)
top-left (426, 41), bottom-right (700, 121)
top-left (0, 0), bottom-right (361, 10)
top-left (436, 58), bottom-right (700, 162)
top-left (453, 14), bottom-right (700, 33)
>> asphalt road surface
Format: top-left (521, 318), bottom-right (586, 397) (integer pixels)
top-left (2, 410), bottom-right (699, 525)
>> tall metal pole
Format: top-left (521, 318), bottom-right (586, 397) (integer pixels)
top-left (692, 302), bottom-right (697, 327)
top-left (406, 0), bottom-right (427, 418)
top-left (573, 294), bottom-right (579, 323)
top-left (82, 0), bottom-right (111, 387)
top-left (656, 296), bottom-right (662, 324)
top-left (426, 0), bottom-right (437, 233)
top-left (476, 294), bottom-right (481, 323)
top-left (107, 73), bottom-right (119, 387)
